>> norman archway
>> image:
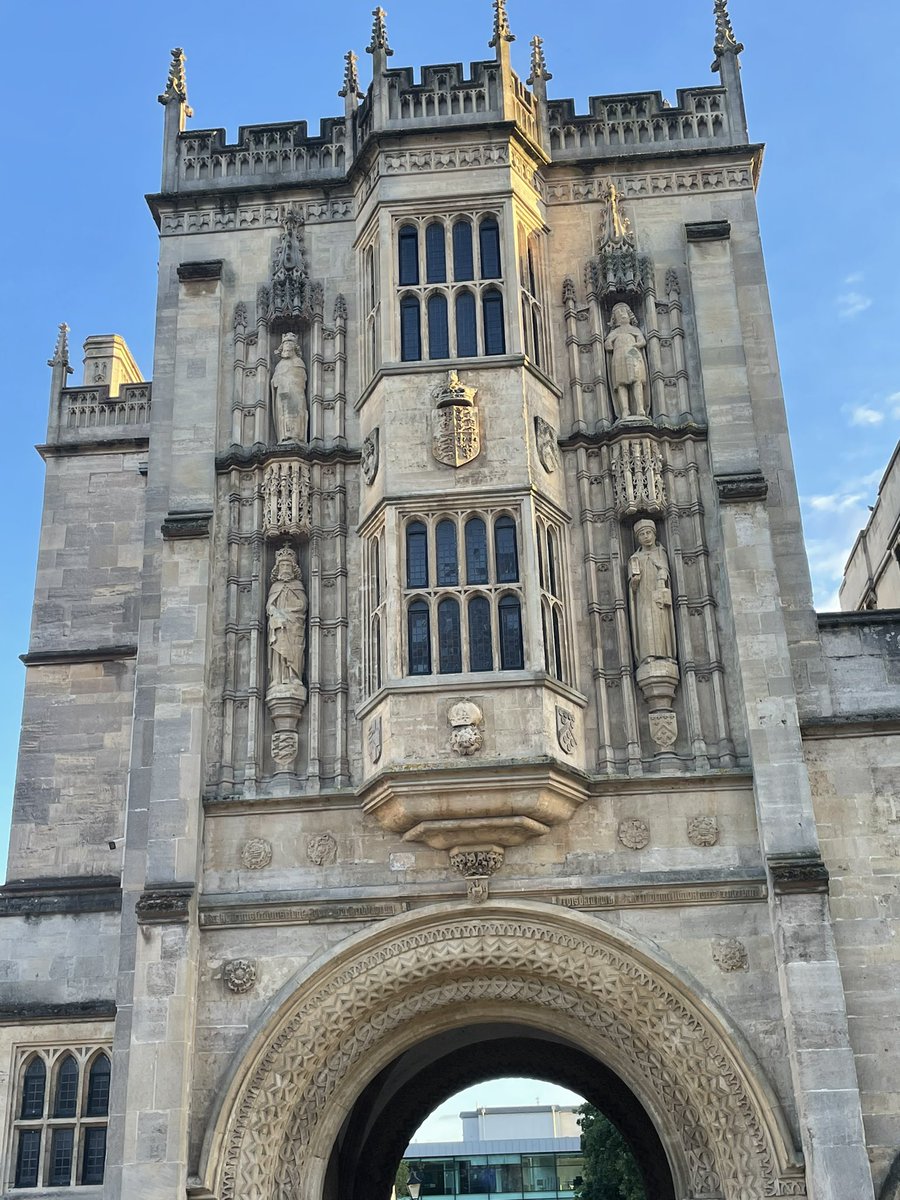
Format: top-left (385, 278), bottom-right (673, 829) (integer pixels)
top-left (199, 901), bottom-right (807, 1200)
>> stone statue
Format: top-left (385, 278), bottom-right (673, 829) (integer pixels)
top-left (628, 519), bottom-right (676, 665)
top-left (605, 302), bottom-right (649, 419)
top-left (271, 333), bottom-right (308, 443)
top-left (266, 547), bottom-right (307, 687)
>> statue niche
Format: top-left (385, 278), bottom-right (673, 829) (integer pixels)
top-left (265, 545), bottom-right (308, 772)
top-left (271, 332), bottom-right (309, 444)
top-left (605, 302), bottom-right (649, 421)
top-left (627, 518), bottom-right (680, 751)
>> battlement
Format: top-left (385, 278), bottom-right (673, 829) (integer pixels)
top-left (547, 87), bottom-right (731, 158)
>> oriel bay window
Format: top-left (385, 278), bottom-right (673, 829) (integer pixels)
top-left (402, 511), bottom-right (524, 676)
top-left (394, 213), bottom-right (507, 362)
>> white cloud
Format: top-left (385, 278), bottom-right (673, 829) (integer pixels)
top-left (836, 290), bottom-right (873, 319)
top-left (807, 492), bottom-right (864, 512)
top-left (848, 404), bottom-right (885, 426)
top-left (843, 272), bottom-right (864, 285)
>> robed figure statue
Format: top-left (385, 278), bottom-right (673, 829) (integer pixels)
top-left (266, 547), bottom-right (307, 687)
top-left (628, 518), bottom-right (676, 665)
top-left (271, 332), bottom-right (308, 443)
top-left (605, 302), bottom-right (649, 419)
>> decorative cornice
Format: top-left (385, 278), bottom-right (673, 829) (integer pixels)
top-left (135, 885), bottom-right (195, 924)
top-left (715, 471), bottom-right (768, 502)
top-left (20, 645), bottom-right (137, 666)
top-left (0, 875), bottom-right (122, 917)
top-left (215, 443), bottom-right (360, 471)
top-left (767, 854), bottom-right (830, 895)
top-left (686, 219), bottom-right (732, 241)
top-left (161, 509), bottom-right (213, 539)
top-left (177, 259), bottom-right (224, 282)
top-left (0, 1001), bottom-right (116, 1026)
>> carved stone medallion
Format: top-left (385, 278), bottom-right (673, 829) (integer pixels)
top-left (534, 415), bottom-right (560, 473)
top-left (223, 959), bottom-right (258, 994)
top-left (618, 818), bottom-right (650, 850)
top-left (648, 709), bottom-right (678, 750)
top-left (307, 832), bottom-right (338, 867)
top-left (431, 370), bottom-right (480, 467)
top-left (240, 838), bottom-right (273, 870)
top-left (712, 938), bottom-right (749, 973)
top-left (448, 700), bottom-right (484, 757)
top-left (555, 706), bottom-right (577, 754)
top-left (361, 428), bottom-right (379, 485)
top-left (688, 815), bottom-right (719, 847)
top-left (367, 715), bottom-right (383, 764)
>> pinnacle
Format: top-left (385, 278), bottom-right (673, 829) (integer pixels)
top-left (367, 7), bottom-right (393, 57)
top-left (489, 0), bottom-right (515, 50)
top-left (48, 322), bottom-right (71, 369)
top-left (712, 0), bottom-right (744, 69)
top-left (158, 46), bottom-right (193, 114)
top-left (339, 50), bottom-right (363, 99)
top-left (527, 34), bottom-right (551, 85)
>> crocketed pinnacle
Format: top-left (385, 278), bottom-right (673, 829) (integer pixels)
top-left (489, 0), bottom-right (515, 49)
top-left (339, 50), bottom-right (363, 99)
top-left (367, 7), bottom-right (393, 56)
top-left (48, 322), bottom-right (71, 369)
top-left (158, 47), bottom-right (193, 113)
top-left (712, 0), bottom-right (744, 69)
top-left (527, 35), bottom-right (551, 84)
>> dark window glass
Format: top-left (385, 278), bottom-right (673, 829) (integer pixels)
top-left (436, 520), bottom-right (459, 586)
top-left (427, 293), bottom-right (450, 359)
top-left (408, 600), bottom-right (431, 676)
top-left (455, 290), bottom-right (477, 357)
top-left (527, 242), bottom-right (538, 295)
top-left (479, 217), bottom-right (502, 278)
top-left (552, 609), bottom-right (564, 681)
top-left (425, 223), bottom-right (447, 283)
top-left (366, 247), bottom-right (376, 309)
top-left (494, 516), bottom-right (519, 582)
top-left (465, 518), bottom-right (488, 584)
top-left (438, 598), bottom-right (462, 673)
top-left (398, 224), bottom-right (419, 285)
top-left (15, 1129), bottom-right (41, 1188)
top-left (21, 1058), bottom-right (46, 1119)
top-left (373, 541), bottom-right (381, 604)
top-left (48, 1127), bottom-right (74, 1187)
top-left (54, 1054), bottom-right (79, 1118)
top-left (531, 305), bottom-right (542, 367)
top-left (468, 596), bottom-right (493, 671)
top-left (452, 220), bottom-right (474, 281)
top-left (400, 296), bottom-right (421, 362)
top-left (82, 1126), bottom-right (107, 1186)
top-left (406, 522), bottom-right (428, 589)
top-left (547, 530), bottom-right (558, 595)
top-left (499, 594), bottom-right (524, 670)
top-left (86, 1054), bottom-right (111, 1118)
top-left (482, 289), bottom-right (506, 355)
top-left (541, 604), bottom-right (551, 674)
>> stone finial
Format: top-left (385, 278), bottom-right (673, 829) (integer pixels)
top-left (333, 294), bottom-right (348, 323)
top-left (338, 50), bottom-right (363, 100)
top-left (526, 35), bottom-right (551, 84)
top-left (158, 47), bottom-right (193, 114)
top-left (48, 323), bottom-right (72, 371)
top-left (367, 7), bottom-right (393, 57)
top-left (600, 181), bottom-right (633, 247)
top-left (489, 0), bottom-right (515, 49)
top-left (711, 0), bottom-right (743, 70)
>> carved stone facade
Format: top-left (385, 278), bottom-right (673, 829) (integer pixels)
top-left (3, 10), bottom-right (897, 1200)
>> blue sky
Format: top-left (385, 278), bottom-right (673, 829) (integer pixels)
top-left (1, 3), bottom-right (898, 889)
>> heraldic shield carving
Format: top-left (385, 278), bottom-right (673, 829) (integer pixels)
top-left (431, 369), bottom-right (480, 467)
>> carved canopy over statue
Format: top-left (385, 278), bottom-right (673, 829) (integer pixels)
top-left (605, 302), bottom-right (649, 420)
top-left (266, 547), bottom-right (307, 686)
top-left (271, 333), bottom-right (308, 443)
top-left (628, 519), bottom-right (676, 665)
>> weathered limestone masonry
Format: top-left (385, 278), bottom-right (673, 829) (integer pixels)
top-left (2, 4), bottom-right (899, 1199)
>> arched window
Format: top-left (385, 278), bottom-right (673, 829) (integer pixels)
top-left (48, 1127), bottom-right (75, 1186)
top-left (482, 288), bottom-right (505, 355)
top-left (479, 217), bottom-right (502, 278)
top-left (494, 516), bottom-right (519, 583)
top-left (406, 522), bottom-right (429, 589)
top-left (53, 1054), bottom-right (79, 1118)
top-left (427, 293), bottom-right (450, 359)
top-left (15, 1129), bottom-right (41, 1187)
top-left (398, 224), bottom-right (419, 285)
top-left (547, 529), bottom-right (558, 596)
top-left (468, 596), bottom-right (493, 671)
top-left (21, 1058), bottom-right (46, 1119)
top-left (438, 597), bottom-right (462, 673)
top-left (86, 1054), bottom-right (111, 1118)
top-left (465, 518), bottom-right (489, 584)
top-left (425, 223), bottom-right (447, 283)
top-left (400, 295), bottom-right (421, 362)
top-left (436, 520), bottom-right (459, 586)
top-left (82, 1126), bottom-right (108, 1185)
top-left (498, 594), bottom-right (524, 670)
top-left (365, 245), bottom-right (376, 310)
top-left (452, 220), bottom-right (474, 280)
top-left (455, 290), bottom-right (477, 357)
top-left (407, 600), bottom-right (431, 676)
top-left (551, 608), bottom-right (564, 681)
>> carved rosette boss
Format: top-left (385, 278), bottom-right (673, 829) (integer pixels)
top-left (265, 546), bottom-right (308, 771)
top-left (627, 517), bottom-right (680, 751)
top-left (432, 370), bottom-right (480, 467)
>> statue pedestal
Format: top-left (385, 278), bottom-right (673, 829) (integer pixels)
top-left (635, 659), bottom-right (680, 752)
top-left (265, 682), bottom-right (307, 772)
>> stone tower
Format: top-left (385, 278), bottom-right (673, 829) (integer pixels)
top-left (2, 5), bottom-right (899, 1199)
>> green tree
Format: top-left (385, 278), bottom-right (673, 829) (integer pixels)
top-left (393, 1159), bottom-right (411, 1197)
top-left (574, 1104), bottom-right (645, 1200)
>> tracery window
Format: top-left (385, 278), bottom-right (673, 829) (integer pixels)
top-left (536, 515), bottom-right (572, 683)
top-left (363, 525), bottom-right (386, 696)
top-left (11, 1047), bottom-right (110, 1188)
top-left (394, 213), bottom-right (507, 362)
top-left (402, 509), bottom-right (524, 676)
top-left (518, 224), bottom-right (548, 369)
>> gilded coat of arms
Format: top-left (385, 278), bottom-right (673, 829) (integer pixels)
top-left (431, 370), bottom-right (480, 467)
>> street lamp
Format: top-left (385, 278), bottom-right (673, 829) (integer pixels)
top-left (407, 1170), bottom-right (422, 1200)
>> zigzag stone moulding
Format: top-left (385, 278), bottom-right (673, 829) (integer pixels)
top-left (211, 909), bottom-right (805, 1200)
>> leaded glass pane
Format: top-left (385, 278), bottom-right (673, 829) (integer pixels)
top-left (482, 288), bottom-right (506, 355)
top-left (499, 594), bottom-right (524, 670)
top-left (452, 220), bottom-right (474, 281)
top-left (494, 516), bottom-right (519, 582)
top-left (407, 601), bottom-right (431, 676)
top-left (425, 223), bottom-right (447, 283)
top-left (479, 217), bottom-right (502, 279)
top-left (438, 598), bottom-right (462, 673)
top-left (15, 1129), bottom-right (41, 1188)
top-left (48, 1127), bottom-right (74, 1187)
top-left (400, 296), bottom-right (421, 362)
top-left (86, 1054), bottom-right (111, 1117)
top-left (427, 293), bottom-right (450, 359)
top-left (552, 609), bottom-right (564, 681)
top-left (398, 224), bottom-right (419, 285)
top-left (468, 596), bottom-right (493, 671)
top-left (547, 529), bottom-right (558, 595)
top-left (406, 522), bottom-right (428, 588)
top-left (21, 1058), bottom-right (46, 1119)
top-left (455, 290), bottom-right (477, 357)
top-left (53, 1055), bottom-right (78, 1118)
top-left (436, 520), bottom-right (459, 586)
top-left (465, 518), bottom-right (488, 584)
top-left (82, 1126), bottom-right (107, 1186)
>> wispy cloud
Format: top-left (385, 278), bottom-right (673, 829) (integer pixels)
top-left (843, 389), bottom-right (900, 428)
top-left (800, 467), bottom-right (883, 610)
top-left (807, 492), bottom-right (864, 512)
top-left (835, 273), bottom-right (873, 319)
top-left (849, 404), bottom-right (885, 426)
